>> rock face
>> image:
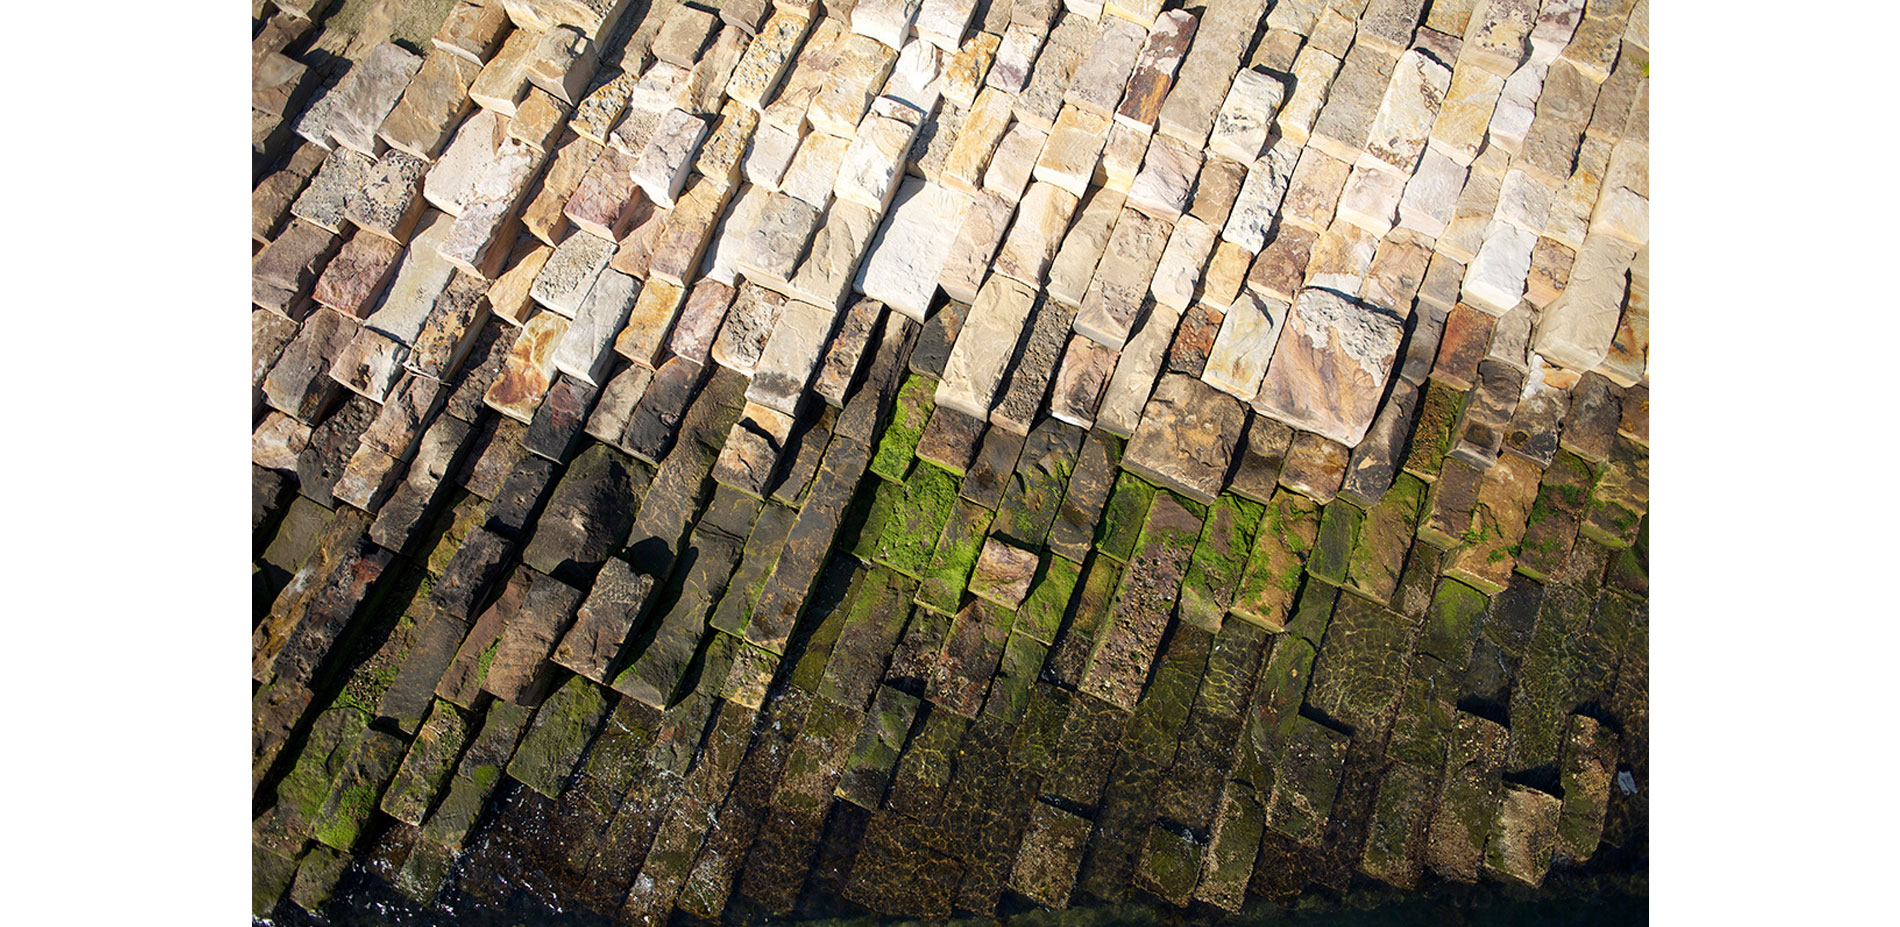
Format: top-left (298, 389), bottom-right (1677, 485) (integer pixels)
top-left (1254, 288), bottom-right (1407, 447)
top-left (252, 2), bottom-right (1652, 920)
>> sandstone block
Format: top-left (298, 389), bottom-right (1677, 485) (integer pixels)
top-left (628, 109), bottom-right (708, 209)
top-left (1256, 289), bottom-right (1407, 447)
top-left (1207, 68), bottom-right (1286, 164)
top-left (1115, 11), bottom-right (1197, 130)
top-left (530, 230), bottom-right (618, 317)
top-left (1364, 49), bottom-right (1453, 176)
top-left (485, 311), bottom-right (572, 422)
top-left (1066, 14), bottom-right (1147, 117)
top-left (790, 199), bottom-right (883, 309)
top-left (1124, 373), bottom-right (1246, 504)
top-left (1148, 215), bottom-right (1218, 311)
top-left (837, 107), bottom-right (922, 212)
top-left (1397, 146), bottom-right (1467, 239)
top-left (1428, 62), bottom-right (1504, 165)
top-left (936, 274), bottom-right (1038, 419)
top-left (1073, 207), bottom-right (1171, 349)
top-left (994, 181), bottom-right (1083, 288)
top-left (1462, 0), bottom-right (1537, 75)
top-left (1047, 335), bottom-right (1120, 428)
top-left (1335, 164), bottom-right (1408, 238)
top-left (1201, 289), bottom-right (1290, 401)
top-left (748, 299), bottom-right (838, 414)
top-left (1275, 45), bottom-right (1341, 146)
top-left (1046, 186), bottom-right (1125, 307)
top-left (1096, 120), bottom-right (1150, 192)
top-left (1221, 137), bottom-right (1300, 252)
top-left (313, 231), bottom-right (404, 317)
top-left (937, 190), bottom-right (1016, 304)
top-left (1125, 133), bottom-right (1201, 222)
top-left (857, 178), bottom-right (973, 321)
top-left (1461, 219), bottom-right (1538, 314)
top-left (1093, 301), bottom-right (1179, 436)
top-left (1533, 232), bottom-right (1637, 372)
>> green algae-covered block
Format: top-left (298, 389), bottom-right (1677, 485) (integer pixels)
top-left (992, 418), bottom-right (1085, 547)
top-left (507, 674), bottom-right (610, 799)
top-left (1044, 553), bottom-right (1123, 688)
top-left (1193, 781), bottom-right (1266, 911)
top-left (984, 630), bottom-right (1049, 723)
top-left (1009, 800), bottom-right (1094, 908)
top-left (864, 461), bottom-right (962, 578)
top-left (787, 563), bottom-right (865, 694)
top-left (708, 503), bottom-right (798, 637)
top-left (1483, 784), bottom-right (1562, 887)
top-left (1579, 437), bottom-right (1648, 549)
top-left (1306, 498), bottom-right (1365, 586)
top-left (289, 843), bottom-right (349, 913)
top-left (1263, 715), bottom-right (1348, 848)
top-left (275, 706), bottom-right (370, 824)
top-left (1179, 493), bottom-right (1267, 632)
top-left (1016, 553), bottom-right (1082, 645)
top-left (1386, 653), bottom-right (1460, 770)
top-left (1426, 712), bottom-right (1510, 882)
top-left (1359, 762), bottom-right (1434, 890)
top-left (1010, 682), bottom-right (1073, 770)
top-left (849, 476), bottom-right (908, 563)
top-left (820, 569), bottom-right (920, 710)
top-left (1418, 577), bottom-right (1490, 669)
top-left (312, 728), bottom-right (408, 851)
top-left (1283, 576), bottom-right (1339, 649)
top-left (1556, 713), bottom-right (1620, 863)
top-left (1197, 619), bottom-right (1269, 724)
top-left (421, 491), bottom-right (491, 579)
top-left (1345, 473), bottom-right (1426, 604)
top-left (1515, 451), bottom-right (1593, 582)
top-left (421, 699), bottom-right (535, 850)
top-left (835, 685), bottom-right (921, 809)
top-left (1122, 623), bottom-right (1212, 764)
top-left (381, 699), bottom-right (475, 826)
top-left (1229, 489), bottom-right (1322, 630)
top-left (1133, 825), bottom-right (1205, 906)
top-left (1507, 583), bottom-right (1594, 773)
top-left (915, 497), bottom-right (996, 613)
top-left (1306, 591), bottom-right (1417, 735)
top-left (1250, 634), bottom-right (1317, 750)
top-left (1094, 471), bottom-right (1157, 562)
top-left (1081, 492), bottom-right (1204, 711)
top-left (869, 373), bottom-right (937, 483)
top-left (884, 705), bottom-right (970, 820)
top-left (927, 597), bottom-right (1015, 718)
top-left (1402, 380), bottom-right (1467, 483)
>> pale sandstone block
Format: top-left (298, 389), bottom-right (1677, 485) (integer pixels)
top-left (1125, 133), bottom-right (1201, 222)
top-left (1096, 121), bottom-right (1150, 193)
top-left (1308, 8), bottom-right (1357, 56)
top-left (884, 40), bottom-right (947, 114)
top-left (1201, 288), bottom-right (1290, 401)
top-left (290, 147), bottom-right (373, 234)
top-left (1335, 164), bottom-right (1408, 237)
top-left (789, 200), bottom-right (883, 309)
top-left (727, 10), bottom-right (812, 111)
top-left (749, 299), bottom-right (839, 413)
top-left (1532, 231), bottom-right (1636, 371)
top-left (853, 0), bottom-right (926, 49)
top-left (522, 132), bottom-right (604, 244)
top-left (1274, 45), bottom-right (1342, 147)
top-left (554, 267), bottom-right (641, 383)
top-left (711, 284), bottom-right (788, 375)
top-left (1436, 144), bottom-right (1509, 262)
top-left (1303, 221), bottom-right (1380, 295)
top-left (669, 279), bottom-right (736, 364)
top-left (612, 276), bottom-right (687, 368)
top-left (1396, 146), bottom-right (1467, 239)
top-left (1048, 334), bottom-right (1121, 427)
top-left (1154, 0), bottom-right (1268, 148)
top-left (1093, 300), bottom-right (1180, 436)
top-left (987, 121), bottom-right (1053, 202)
top-left (1460, 219), bottom-right (1538, 315)
top-left (254, 412), bottom-right (313, 471)
top-left (987, 22), bottom-right (1046, 94)
top-left (530, 230), bottom-right (618, 317)
top-left (1046, 186), bottom-right (1127, 307)
top-left (439, 138), bottom-right (541, 276)
top-left (330, 328), bottom-right (410, 402)
top-left (423, 109), bottom-right (509, 217)
top-left (346, 150), bottom-right (429, 245)
top-left (1036, 105), bottom-right (1118, 197)
top-left (327, 43), bottom-right (424, 156)
top-left (434, 2), bottom-right (511, 65)
top-left (1065, 14), bottom-right (1148, 116)
top-left (810, 34), bottom-right (897, 137)
top-left (1363, 49), bottom-right (1453, 176)
top-left (741, 122), bottom-right (802, 190)
top-left (1201, 238), bottom-right (1253, 309)
top-left (1207, 68), bottom-right (1287, 164)
top-left (936, 274), bottom-right (1038, 418)
top-left (1280, 147), bottom-right (1352, 233)
top-left (937, 190), bottom-right (1017, 303)
top-left (995, 182), bottom-right (1083, 288)
top-left (1427, 62), bottom-right (1504, 165)
top-left (365, 212), bottom-right (461, 343)
top-left (1494, 168), bottom-right (1553, 233)
top-left (1246, 223), bottom-right (1319, 304)
top-left (570, 69), bottom-right (638, 145)
top-left (780, 131), bottom-right (852, 209)
top-left (857, 177), bottom-right (974, 321)
top-left (837, 106), bottom-right (923, 212)
top-left (563, 144), bottom-right (643, 240)
top-left (1074, 207), bottom-right (1171, 349)
top-left (917, 0), bottom-right (979, 51)
top-left (469, 29), bottom-right (539, 116)
top-left (1188, 156), bottom-right (1248, 228)
top-left (488, 240), bottom-right (554, 325)
top-left (1461, 0), bottom-right (1537, 76)
top-left (1359, 229), bottom-right (1434, 314)
top-left (1014, 12), bottom-right (1099, 132)
top-left (942, 31), bottom-right (1001, 107)
top-left (1148, 215), bottom-right (1218, 311)
top-left (506, 88), bottom-right (571, 154)
top-left (629, 108), bottom-right (709, 208)
top-left (649, 179), bottom-right (737, 285)
top-left (652, 5), bottom-right (718, 67)
top-left (943, 86), bottom-right (1018, 195)
top-left (379, 50), bottom-right (482, 160)
top-left (733, 191), bottom-right (823, 285)
top-left (1309, 43), bottom-right (1402, 164)
top-left (1221, 136), bottom-right (1300, 252)
top-left (314, 231), bottom-right (404, 317)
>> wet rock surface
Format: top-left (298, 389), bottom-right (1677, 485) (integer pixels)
top-left (253, 1), bottom-right (1648, 921)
